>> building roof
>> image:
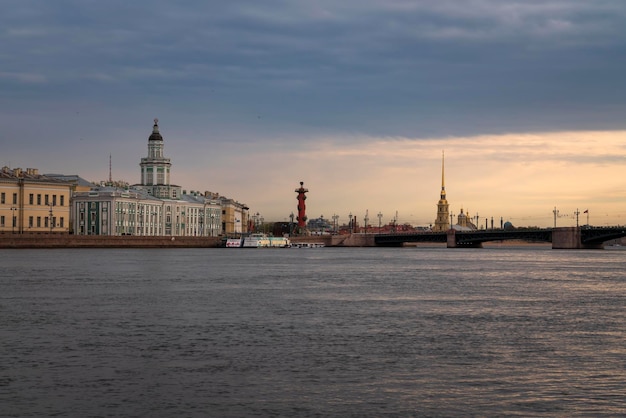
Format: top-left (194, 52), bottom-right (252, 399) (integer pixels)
top-left (0, 166), bottom-right (70, 184)
top-left (44, 174), bottom-right (94, 188)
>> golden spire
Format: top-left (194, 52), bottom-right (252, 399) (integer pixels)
top-left (440, 150), bottom-right (446, 199)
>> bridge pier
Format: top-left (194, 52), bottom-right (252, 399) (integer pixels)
top-left (551, 227), bottom-right (602, 249)
top-left (446, 229), bottom-right (483, 248)
top-left (447, 229), bottom-right (456, 248)
top-left (552, 227), bottom-right (581, 249)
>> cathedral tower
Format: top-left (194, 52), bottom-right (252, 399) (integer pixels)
top-left (433, 151), bottom-right (450, 232)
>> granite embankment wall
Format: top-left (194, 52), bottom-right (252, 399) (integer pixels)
top-left (1, 233), bottom-right (378, 249)
top-left (291, 234), bottom-right (376, 247)
top-left (0, 234), bottom-right (222, 248)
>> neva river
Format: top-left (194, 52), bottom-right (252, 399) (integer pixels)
top-left (1, 246), bottom-right (625, 417)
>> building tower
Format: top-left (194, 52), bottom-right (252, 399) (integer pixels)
top-left (433, 151), bottom-right (450, 232)
top-left (295, 181), bottom-right (308, 230)
top-left (136, 118), bottom-right (181, 199)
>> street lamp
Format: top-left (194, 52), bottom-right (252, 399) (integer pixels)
top-left (377, 211), bottom-right (383, 233)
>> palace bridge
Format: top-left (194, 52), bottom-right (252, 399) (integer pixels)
top-left (374, 226), bottom-right (626, 249)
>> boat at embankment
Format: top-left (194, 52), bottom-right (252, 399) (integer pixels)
top-left (225, 233), bottom-right (291, 248)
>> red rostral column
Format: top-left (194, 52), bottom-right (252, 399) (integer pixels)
top-left (295, 181), bottom-right (309, 229)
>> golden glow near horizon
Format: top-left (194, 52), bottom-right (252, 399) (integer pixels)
top-left (120, 129), bottom-right (624, 228)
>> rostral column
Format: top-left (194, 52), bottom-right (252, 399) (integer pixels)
top-left (295, 181), bottom-right (309, 229)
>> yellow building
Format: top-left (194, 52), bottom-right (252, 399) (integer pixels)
top-left (217, 195), bottom-right (249, 236)
top-left (0, 167), bottom-right (73, 234)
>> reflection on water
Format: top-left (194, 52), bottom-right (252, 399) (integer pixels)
top-left (1, 247), bottom-right (624, 417)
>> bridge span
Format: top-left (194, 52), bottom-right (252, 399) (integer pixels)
top-left (375, 227), bottom-right (626, 249)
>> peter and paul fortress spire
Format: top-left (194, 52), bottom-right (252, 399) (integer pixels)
top-left (440, 150), bottom-right (446, 199)
top-left (433, 151), bottom-right (450, 232)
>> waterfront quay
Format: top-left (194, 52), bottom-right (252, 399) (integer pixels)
top-left (1, 226), bottom-right (625, 249)
top-left (0, 234), bottom-right (222, 249)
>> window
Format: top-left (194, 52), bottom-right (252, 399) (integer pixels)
top-left (13, 193), bottom-right (17, 204)
top-left (45, 195), bottom-right (49, 205)
top-left (37, 194), bottom-right (41, 205)
top-left (60, 196), bottom-right (64, 206)
top-left (37, 217), bottom-right (41, 227)
top-left (1, 192), bottom-right (4, 204)
top-left (29, 194), bottom-right (34, 205)
top-left (0, 215), bottom-right (4, 226)
top-left (29, 216), bottom-right (33, 228)
top-left (60, 217), bottom-right (64, 228)
top-left (53, 195), bottom-right (57, 206)
top-left (45, 217), bottom-right (48, 228)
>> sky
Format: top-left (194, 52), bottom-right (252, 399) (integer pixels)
top-left (2, 0), bottom-right (625, 227)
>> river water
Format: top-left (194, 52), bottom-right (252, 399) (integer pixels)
top-left (1, 246), bottom-right (624, 417)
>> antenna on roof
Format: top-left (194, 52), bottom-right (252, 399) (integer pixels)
top-left (109, 154), bottom-right (112, 184)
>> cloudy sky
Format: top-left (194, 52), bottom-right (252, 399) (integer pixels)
top-left (2, 0), bottom-right (625, 227)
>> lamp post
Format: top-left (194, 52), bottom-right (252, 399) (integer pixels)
top-left (377, 211), bottom-right (382, 233)
top-left (332, 214), bottom-right (338, 234)
top-left (289, 212), bottom-right (294, 236)
top-left (349, 212), bottom-right (353, 234)
top-left (553, 207), bottom-right (559, 228)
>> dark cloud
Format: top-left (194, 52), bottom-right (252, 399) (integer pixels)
top-left (1, 0), bottom-right (626, 142)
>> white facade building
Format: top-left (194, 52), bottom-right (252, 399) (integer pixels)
top-left (72, 187), bottom-right (222, 236)
top-left (72, 119), bottom-right (224, 236)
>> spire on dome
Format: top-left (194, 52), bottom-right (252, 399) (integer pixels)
top-left (148, 118), bottom-right (163, 141)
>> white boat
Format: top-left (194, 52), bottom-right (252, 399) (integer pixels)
top-left (239, 233), bottom-right (291, 248)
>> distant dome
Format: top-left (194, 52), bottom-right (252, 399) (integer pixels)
top-left (503, 221), bottom-right (514, 230)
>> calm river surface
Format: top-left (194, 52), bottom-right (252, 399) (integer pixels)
top-left (1, 246), bottom-right (625, 417)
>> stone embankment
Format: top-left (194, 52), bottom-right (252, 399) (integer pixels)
top-left (0, 233), bottom-right (380, 248)
top-left (290, 234), bottom-right (376, 247)
top-left (0, 234), bottom-right (221, 248)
